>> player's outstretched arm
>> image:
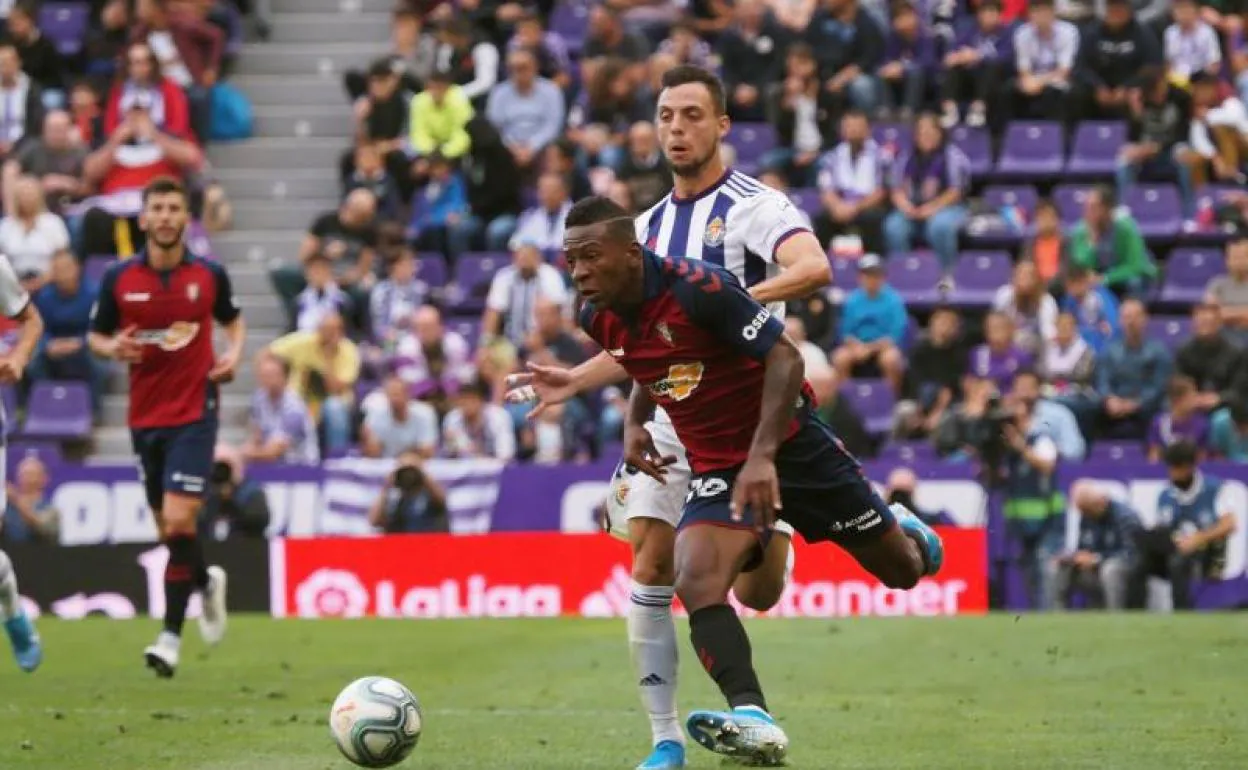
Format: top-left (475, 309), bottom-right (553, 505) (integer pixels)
top-left (504, 350), bottom-right (628, 413)
top-left (748, 230), bottom-right (832, 305)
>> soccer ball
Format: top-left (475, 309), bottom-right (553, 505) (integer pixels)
top-left (329, 676), bottom-right (423, 767)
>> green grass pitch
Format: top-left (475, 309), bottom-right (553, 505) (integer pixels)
top-left (1, 615), bottom-right (1245, 769)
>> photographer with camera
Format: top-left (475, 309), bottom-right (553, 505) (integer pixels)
top-left (367, 450), bottom-right (449, 534)
top-left (199, 445), bottom-right (271, 542)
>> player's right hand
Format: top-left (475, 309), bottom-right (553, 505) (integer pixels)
top-left (0, 357), bottom-right (22, 384)
top-left (622, 423), bottom-right (677, 485)
top-left (504, 362), bottom-right (578, 420)
top-left (112, 325), bottom-right (143, 363)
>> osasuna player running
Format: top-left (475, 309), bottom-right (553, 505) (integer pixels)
top-left (564, 196), bottom-right (944, 765)
top-left (509, 66), bottom-right (831, 770)
top-left (89, 178), bottom-right (246, 677)
top-left (0, 255), bottom-right (44, 672)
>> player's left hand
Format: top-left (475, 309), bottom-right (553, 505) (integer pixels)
top-left (0, 356), bottom-right (25, 384)
top-left (732, 456), bottom-right (781, 533)
top-left (208, 351), bottom-right (240, 384)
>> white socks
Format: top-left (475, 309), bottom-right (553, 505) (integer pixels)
top-left (0, 549), bottom-right (18, 620)
top-left (628, 582), bottom-right (683, 747)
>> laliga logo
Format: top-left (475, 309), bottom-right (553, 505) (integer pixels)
top-left (295, 569), bottom-right (371, 618)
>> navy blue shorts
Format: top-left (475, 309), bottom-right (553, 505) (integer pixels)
top-left (131, 415), bottom-right (218, 511)
top-left (680, 415), bottom-right (896, 548)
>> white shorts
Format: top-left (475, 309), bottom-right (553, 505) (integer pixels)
top-left (604, 419), bottom-right (793, 541)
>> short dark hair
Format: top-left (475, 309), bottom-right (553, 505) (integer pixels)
top-left (1035, 198), bottom-right (1058, 215)
top-left (1163, 440), bottom-right (1199, 468)
top-left (565, 195), bottom-right (635, 241)
top-left (659, 65), bottom-right (727, 116)
top-left (142, 177), bottom-right (188, 204)
top-left (1089, 184), bottom-right (1117, 209)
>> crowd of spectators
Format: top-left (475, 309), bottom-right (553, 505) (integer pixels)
top-left (249, 0), bottom-right (1248, 468)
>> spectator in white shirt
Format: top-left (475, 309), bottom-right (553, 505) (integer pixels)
top-left (813, 109), bottom-right (888, 256)
top-left (1177, 72), bottom-right (1248, 186)
top-left (483, 242), bottom-right (569, 348)
top-left (295, 253), bottom-right (353, 333)
top-left (241, 356), bottom-right (320, 465)
top-left (992, 260), bottom-right (1059, 357)
top-left (442, 379), bottom-right (516, 461)
top-left (369, 248), bottom-right (431, 349)
top-left (0, 174), bottom-right (67, 285)
top-left (361, 374), bottom-right (439, 459)
top-left (1164, 0), bottom-right (1222, 84)
top-left (1012, 0), bottom-right (1080, 122)
top-left (507, 172), bottom-right (572, 258)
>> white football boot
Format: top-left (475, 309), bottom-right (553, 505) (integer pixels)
top-left (197, 566), bottom-right (228, 646)
top-left (144, 631), bottom-right (181, 679)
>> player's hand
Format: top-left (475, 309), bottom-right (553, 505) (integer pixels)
top-left (504, 362), bottom-right (578, 420)
top-left (732, 455), bottom-right (781, 533)
top-left (0, 356), bottom-right (24, 383)
top-left (112, 325), bottom-right (143, 363)
top-left (208, 350), bottom-right (241, 384)
top-left (622, 423), bottom-right (677, 485)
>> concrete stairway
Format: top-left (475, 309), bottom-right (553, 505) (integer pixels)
top-left (92, 0), bottom-right (390, 456)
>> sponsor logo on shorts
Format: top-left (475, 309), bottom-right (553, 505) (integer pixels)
top-left (648, 362), bottom-right (704, 402)
top-left (742, 309), bottom-right (770, 341)
top-left (134, 322), bottom-right (201, 352)
top-left (830, 509), bottom-right (883, 534)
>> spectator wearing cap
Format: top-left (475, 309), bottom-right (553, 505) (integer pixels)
top-left (1067, 185), bottom-right (1157, 299)
top-left (369, 248), bottom-right (431, 351)
top-left (1074, 0), bottom-right (1160, 122)
top-left (1210, 398), bottom-right (1248, 461)
top-left (1058, 266), bottom-right (1121, 354)
top-left (242, 355), bottom-right (320, 465)
top-left (0, 43), bottom-right (44, 160)
top-left (831, 253), bottom-right (907, 392)
top-left (507, 172), bottom-right (572, 257)
top-left (1164, 0), bottom-right (1222, 85)
top-left (718, 0), bottom-right (787, 122)
top-left (940, 0), bottom-right (1013, 130)
top-left (360, 374), bottom-right (439, 460)
top-left (486, 47), bottom-right (565, 176)
top-left (879, 2), bottom-right (936, 121)
top-left (263, 312), bottom-right (361, 456)
top-left (408, 68), bottom-right (474, 168)
top-left (1205, 234), bottom-right (1248, 347)
top-left (813, 110), bottom-right (887, 256)
top-left (430, 18), bottom-right (499, 107)
top-left (970, 311), bottom-right (1034, 395)
top-left (883, 113), bottom-right (971, 268)
top-left (483, 242), bottom-right (569, 350)
top-left (1046, 483), bottom-right (1140, 611)
top-left (1116, 67), bottom-right (1194, 217)
top-left (1011, 0), bottom-right (1080, 123)
top-left (1147, 375), bottom-right (1211, 462)
top-left (507, 12), bottom-right (572, 92)
top-left (3, 110), bottom-right (86, 217)
top-left (28, 250), bottom-right (104, 416)
top-left (6, 2), bottom-right (63, 105)
top-left (805, 0), bottom-right (885, 115)
top-left (0, 174), bottom-right (68, 286)
top-left (1179, 73), bottom-right (1248, 189)
top-left (442, 380), bottom-right (516, 461)
top-left (894, 306), bottom-right (966, 440)
top-left (1090, 299), bottom-right (1172, 439)
top-left (766, 42), bottom-right (836, 187)
top-left (993, 261), bottom-right (1058, 358)
top-left (411, 151), bottom-right (474, 261)
top-left (1176, 302), bottom-right (1243, 412)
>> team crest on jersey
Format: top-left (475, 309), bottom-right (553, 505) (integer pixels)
top-left (649, 362), bottom-right (704, 402)
top-left (703, 216), bottom-right (726, 248)
top-left (656, 322), bottom-right (674, 346)
top-left (187, 283), bottom-right (200, 302)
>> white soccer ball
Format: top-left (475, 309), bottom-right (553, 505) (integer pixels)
top-left (329, 676), bottom-right (423, 768)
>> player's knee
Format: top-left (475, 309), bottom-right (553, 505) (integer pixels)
top-left (675, 568), bottom-right (729, 614)
top-left (630, 520), bottom-right (676, 586)
top-left (632, 555), bottom-right (674, 587)
top-left (733, 575), bottom-right (783, 612)
top-left (161, 494), bottom-right (202, 536)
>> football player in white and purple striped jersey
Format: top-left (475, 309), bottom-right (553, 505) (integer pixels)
top-left (509, 66), bottom-right (831, 768)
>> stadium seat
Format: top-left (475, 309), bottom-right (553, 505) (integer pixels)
top-left (1065, 121), bottom-right (1127, 177)
top-left (726, 123), bottom-right (777, 166)
top-left (39, 2), bottom-right (90, 57)
top-left (1146, 316), bottom-right (1192, 352)
top-left (839, 379), bottom-right (895, 435)
top-left (829, 255), bottom-right (859, 300)
top-left (995, 121), bottom-right (1064, 178)
top-left (84, 255), bottom-right (115, 285)
top-left (1189, 184), bottom-right (1243, 242)
top-left (982, 184), bottom-right (1039, 217)
top-left (872, 122), bottom-right (913, 162)
top-left (886, 251), bottom-right (944, 308)
top-left (1123, 185), bottom-right (1183, 240)
top-left (414, 252), bottom-right (449, 288)
top-left (1052, 183), bottom-right (1094, 226)
top-left (1158, 248), bottom-right (1224, 306)
top-left (947, 250), bottom-right (1012, 308)
top-left (787, 187), bottom-right (820, 215)
top-left (1087, 441), bottom-right (1147, 463)
top-left (446, 318), bottom-right (482, 352)
top-left (22, 381), bottom-right (92, 439)
top-left (949, 125), bottom-right (992, 177)
top-left (445, 252), bottom-right (510, 314)
top-left (548, 2), bottom-right (590, 54)
top-left (967, 185), bottom-right (1038, 247)
top-left (876, 441), bottom-right (938, 464)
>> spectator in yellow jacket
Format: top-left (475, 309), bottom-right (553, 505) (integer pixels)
top-left (409, 68), bottom-right (474, 167)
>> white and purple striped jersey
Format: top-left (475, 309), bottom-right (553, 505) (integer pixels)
top-left (634, 169), bottom-right (811, 320)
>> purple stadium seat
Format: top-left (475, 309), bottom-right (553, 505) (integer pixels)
top-left (1123, 185), bottom-right (1182, 240)
top-left (947, 250), bottom-right (1013, 308)
top-left (446, 318), bottom-right (483, 352)
top-left (548, 2), bottom-right (590, 53)
top-left (949, 125), bottom-right (992, 177)
top-left (872, 123), bottom-right (913, 164)
top-left (22, 381), bottom-right (92, 439)
top-left (40, 2), bottom-right (90, 57)
top-left (1146, 316), bottom-right (1192, 352)
top-left (726, 123), bottom-right (778, 166)
top-left (886, 252), bottom-right (944, 308)
top-left (446, 252), bottom-right (510, 313)
top-left (840, 379), bottom-right (896, 435)
top-left (1159, 248), bottom-right (1225, 305)
top-left (876, 441), bottom-right (938, 464)
top-left (84, 254), bottom-right (115, 285)
top-left (829, 256), bottom-right (859, 298)
top-left (982, 185), bottom-right (1040, 216)
top-left (1052, 184), bottom-right (1094, 226)
top-left (1065, 121), bottom-right (1128, 176)
top-left (0, 385), bottom-right (15, 437)
top-left (1087, 441), bottom-right (1147, 464)
top-left (414, 252), bottom-right (448, 288)
top-left (996, 121), bottom-right (1064, 177)
top-left (788, 187), bottom-right (820, 215)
